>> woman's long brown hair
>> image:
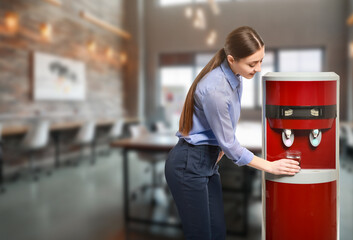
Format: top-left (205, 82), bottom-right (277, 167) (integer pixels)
top-left (178, 26), bottom-right (264, 136)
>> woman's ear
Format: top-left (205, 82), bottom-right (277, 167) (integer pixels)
top-left (227, 55), bottom-right (235, 65)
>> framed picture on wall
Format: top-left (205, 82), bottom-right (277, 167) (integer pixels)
top-left (33, 52), bottom-right (86, 101)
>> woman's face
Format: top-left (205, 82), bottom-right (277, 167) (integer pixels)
top-left (227, 46), bottom-right (265, 79)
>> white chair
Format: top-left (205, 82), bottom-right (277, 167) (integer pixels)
top-left (22, 121), bottom-right (50, 150)
top-left (71, 121), bottom-right (96, 165)
top-left (155, 121), bottom-right (171, 134)
top-left (75, 121), bottom-right (96, 145)
top-left (100, 119), bottom-right (125, 156)
top-left (108, 119), bottom-right (125, 140)
top-left (129, 124), bottom-right (149, 138)
top-left (21, 120), bottom-right (51, 181)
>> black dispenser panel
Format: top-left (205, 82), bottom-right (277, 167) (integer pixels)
top-left (266, 105), bottom-right (336, 120)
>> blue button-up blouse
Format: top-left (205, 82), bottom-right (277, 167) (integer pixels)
top-left (176, 59), bottom-right (254, 166)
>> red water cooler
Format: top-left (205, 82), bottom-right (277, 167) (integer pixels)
top-left (262, 72), bottom-right (339, 240)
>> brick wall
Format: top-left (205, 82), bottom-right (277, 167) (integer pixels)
top-left (0, 0), bottom-right (126, 125)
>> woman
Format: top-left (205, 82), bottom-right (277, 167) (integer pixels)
top-left (164, 26), bottom-right (301, 240)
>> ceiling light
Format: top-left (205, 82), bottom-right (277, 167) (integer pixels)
top-left (194, 8), bottom-right (206, 30)
top-left (185, 7), bottom-right (193, 18)
top-left (206, 30), bottom-right (217, 46)
top-left (208, 0), bottom-right (220, 15)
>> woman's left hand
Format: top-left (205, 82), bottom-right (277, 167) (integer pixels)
top-left (217, 150), bottom-right (224, 163)
top-left (247, 155), bottom-right (300, 175)
top-left (268, 159), bottom-right (301, 175)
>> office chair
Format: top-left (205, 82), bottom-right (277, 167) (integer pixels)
top-left (71, 121), bottom-right (96, 165)
top-left (109, 119), bottom-right (125, 140)
top-left (106, 119), bottom-right (124, 154)
top-left (21, 120), bottom-right (51, 181)
top-left (154, 121), bottom-right (170, 134)
top-left (95, 119), bottom-right (125, 157)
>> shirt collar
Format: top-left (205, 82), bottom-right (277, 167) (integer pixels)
top-left (220, 59), bottom-right (241, 90)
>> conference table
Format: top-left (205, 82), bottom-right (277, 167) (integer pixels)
top-left (111, 121), bottom-right (263, 235)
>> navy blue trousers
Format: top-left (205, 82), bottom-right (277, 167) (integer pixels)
top-left (165, 139), bottom-right (226, 240)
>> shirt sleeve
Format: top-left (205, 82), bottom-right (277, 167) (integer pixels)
top-left (200, 90), bottom-right (254, 166)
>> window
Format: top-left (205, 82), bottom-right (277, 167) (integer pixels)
top-left (160, 66), bottom-right (193, 130)
top-left (278, 49), bottom-right (323, 72)
top-left (160, 66), bottom-right (193, 105)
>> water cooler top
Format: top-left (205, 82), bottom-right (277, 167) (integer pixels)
top-left (263, 72), bottom-right (339, 81)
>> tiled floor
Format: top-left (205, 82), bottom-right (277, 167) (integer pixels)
top-left (0, 150), bottom-right (125, 240)
top-left (0, 149), bottom-right (352, 240)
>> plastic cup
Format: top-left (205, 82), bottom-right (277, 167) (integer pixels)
top-left (286, 150), bottom-right (301, 166)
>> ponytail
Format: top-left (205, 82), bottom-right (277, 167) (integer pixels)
top-left (178, 48), bottom-right (226, 136)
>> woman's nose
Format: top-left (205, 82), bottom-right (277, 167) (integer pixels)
top-left (255, 63), bottom-right (262, 72)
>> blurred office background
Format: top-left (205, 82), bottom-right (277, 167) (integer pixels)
top-left (0, 0), bottom-right (352, 239)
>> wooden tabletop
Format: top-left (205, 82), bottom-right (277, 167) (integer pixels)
top-left (1, 125), bottom-right (28, 136)
top-left (111, 133), bottom-right (178, 152)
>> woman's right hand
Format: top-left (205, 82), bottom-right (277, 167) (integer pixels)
top-left (269, 159), bottom-right (301, 175)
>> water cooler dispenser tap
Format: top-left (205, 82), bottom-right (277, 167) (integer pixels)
top-left (310, 129), bottom-right (322, 147)
top-left (282, 129), bottom-right (294, 147)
